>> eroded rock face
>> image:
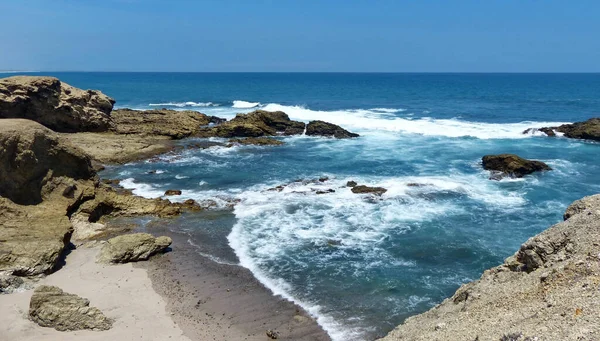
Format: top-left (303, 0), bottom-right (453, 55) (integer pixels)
top-left (0, 76), bottom-right (114, 132)
top-left (111, 108), bottom-right (221, 139)
top-left (0, 119), bottom-right (95, 205)
top-left (97, 233), bottom-right (172, 264)
top-left (29, 285), bottom-right (112, 331)
top-left (378, 194), bottom-right (600, 341)
top-left (482, 154), bottom-right (551, 179)
top-left (306, 120), bottom-right (359, 138)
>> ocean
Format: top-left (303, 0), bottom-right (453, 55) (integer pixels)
top-left (14, 72), bottom-right (600, 340)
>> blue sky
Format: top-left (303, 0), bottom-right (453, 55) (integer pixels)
top-left (1, 0), bottom-right (599, 72)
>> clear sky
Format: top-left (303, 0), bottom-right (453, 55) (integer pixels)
top-left (1, 0), bottom-right (599, 72)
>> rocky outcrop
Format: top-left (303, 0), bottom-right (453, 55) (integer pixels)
top-left (378, 194), bottom-right (600, 341)
top-left (351, 185), bottom-right (387, 195)
top-left (525, 118), bottom-right (600, 141)
top-left (197, 110), bottom-right (305, 138)
top-left (0, 119), bottom-right (95, 205)
top-left (306, 120), bottom-right (359, 138)
top-left (0, 76), bottom-right (114, 132)
top-left (97, 233), bottom-right (172, 264)
top-left (482, 154), bottom-right (551, 179)
top-left (0, 274), bottom-right (24, 293)
top-left (111, 108), bottom-right (222, 139)
top-left (29, 285), bottom-right (112, 331)
top-left (164, 189), bottom-right (182, 196)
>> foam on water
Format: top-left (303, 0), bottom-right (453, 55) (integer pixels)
top-left (232, 100), bottom-right (261, 108)
top-left (148, 101), bottom-right (218, 107)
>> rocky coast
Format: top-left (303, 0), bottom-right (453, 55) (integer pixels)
top-left (1, 75), bottom-right (599, 341)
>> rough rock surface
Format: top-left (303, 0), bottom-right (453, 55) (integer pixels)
top-left (29, 285), bottom-right (112, 331)
top-left (111, 108), bottom-right (221, 139)
top-left (97, 233), bottom-right (172, 264)
top-left (306, 120), bottom-right (359, 138)
top-left (378, 194), bottom-right (600, 341)
top-left (482, 154), bottom-right (551, 179)
top-left (0, 76), bottom-right (114, 132)
top-left (0, 119), bottom-right (95, 205)
top-left (227, 137), bottom-right (285, 146)
top-left (0, 274), bottom-right (25, 293)
top-left (351, 185), bottom-right (387, 195)
top-left (197, 110), bottom-right (305, 138)
top-left (526, 118), bottom-right (600, 141)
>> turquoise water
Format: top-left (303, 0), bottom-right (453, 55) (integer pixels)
top-left (13, 72), bottom-right (600, 340)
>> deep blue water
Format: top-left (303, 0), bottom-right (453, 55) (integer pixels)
top-left (9, 72), bottom-right (600, 340)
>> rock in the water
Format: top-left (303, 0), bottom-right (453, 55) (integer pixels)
top-left (555, 118), bottom-right (600, 141)
top-left (482, 154), bottom-right (551, 179)
top-left (346, 180), bottom-right (358, 187)
top-left (227, 137), bottom-right (285, 146)
top-left (351, 185), bottom-right (387, 195)
top-left (305, 120), bottom-right (359, 138)
top-left (164, 189), bottom-right (182, 196)
top-left (97, 233), bottom-right (172, 263)
top-left (0, 119), bottom-right (95, 205)
top-left (0, 76), bottom-right (114, 132)
top-left (29, 285), bottom-right (112, 331)
top-left (196, 110), bottom-right (306, 138)
top-left (111, 108), bottom-right (222, 139)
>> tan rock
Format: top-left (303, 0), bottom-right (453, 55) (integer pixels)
top-left (97, 233), bottom-right (172, 264)
top-left (29, 285), bottom-right (112, 331)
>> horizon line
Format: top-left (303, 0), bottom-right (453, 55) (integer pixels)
top-left (1, 70), bottom-right (600, 74)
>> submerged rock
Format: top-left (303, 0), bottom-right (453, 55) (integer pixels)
top-left (482, 154), bottom-right (551, 179)
top-left (306, 120), bottom-right (359, 138)
top-left (227, 137), bottom-right (285, 146)
top-left (29, 285), bottom-right (112, 331)
top-left (0, 76), bottom-right (114, 132)
top-left (351, 185), bottom-right (387, 195)
top-left (97, 233), bottom-right (172, 264)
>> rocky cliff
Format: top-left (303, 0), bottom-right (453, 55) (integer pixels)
top-left (0, 76), bottom-right (115, 132)
top-left (378, 194), bottom-right (600, 341)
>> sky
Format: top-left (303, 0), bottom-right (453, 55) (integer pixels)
top-left (1, 0), bottom-right (599, 72)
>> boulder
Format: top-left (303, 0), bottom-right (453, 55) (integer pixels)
top-left (97, 233), bottom-right (172, 264)
top-left (111, 108), bottom-right (223, 139)
top-left (351, 185), bottom-right (387, 195)
top-left (306, 120), bottom-right (359, 138)
top-left (0, 76), bottom-right (114, 132)
top-left (346, 181), bottom-right (358, 187)
top-left (526, 118), bottom-right (600, 141)
top-left (482, 154), bottom-right (551, 179)
top-left (0, 274), bottom-right (24, 293)
top-left (196, 110), bottom-right (305, 138)
top-left (29, 285), bottom-right (112, 331)
top-left (0, 119), bottom-right (95, 205)
top-left (164, 189), bottom-right (182, 196)
top-left (227, 137), bottom-right (285, 146)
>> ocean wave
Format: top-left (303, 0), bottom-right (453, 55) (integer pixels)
top-left (149, 101), bottom-right (218, 108)
top-left (232, 100), bottom-right (261, 108)
top-left (258, 103), bottom-right (569, 139)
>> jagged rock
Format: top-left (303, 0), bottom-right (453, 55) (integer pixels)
top-left (351, 185), bottom-right (387, 195)
top-left (29, 285), bottom-right (112, 331)
top-left (0, 274), bottom-right (24, 293)
top-left (164, 189), bottom-right (182, 196)
top-left (0, 76), bottom-right (114, 132)
top-left (378, 194), bottom-right (600, 341)
top-left (97, 233), bottom-right (172, 264)
top-left (482, 154), bottom-right (551, 179)
top-left (346, 181), bottom-right (358, 187)
top-left (196, 110), bottom-right (305, 138)
top-left (523, 127), bottom-right (557, 137)
top-left (526, 118), bottom-right (600, 141)
top-left (0, 119), bottom-right (95, 205)
top-left (227, 137), bottom-right (285, 146)
top-left (305, 120), bottom-right (359, 138)
top-left (111, 108), bottom-right (223, 139)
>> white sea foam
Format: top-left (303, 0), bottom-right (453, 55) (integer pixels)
top-left (120, 178), bottom-right (165, 198)
top-left (257, 103), bottom-right (569, 139)
top-left (232, 100), bottom-right (261, 108)
top-left (175, 174), bottom-right (189, 179)
top-left (148, 101), bottom-right (218, 107)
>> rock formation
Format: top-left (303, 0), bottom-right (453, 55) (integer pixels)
top-left (351, 185), bottom-right (387, 195)
top-left (111, 108), bottom-right (221, 139)
top-left (378, 194), bottom-right (600, 341)
top-left (29, 285), bottom-right (112, 331)
top-left (97, 233), bottom-right (172, 264)
top-left (525, 118), bottom-right (600, 141)
top-left (306, 120), bottom-right (359, 138)
top-left (197, 110), bottom-right (305, 138)
top-left (482, 154), bottom-right (551, 179)
top-left (0, 76), bottom-right (114, 132)
top-left (227, 137), bottom-right (285, 146)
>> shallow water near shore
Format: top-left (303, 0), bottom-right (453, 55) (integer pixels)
top-left (21, 72), bottom-right (600, 340)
